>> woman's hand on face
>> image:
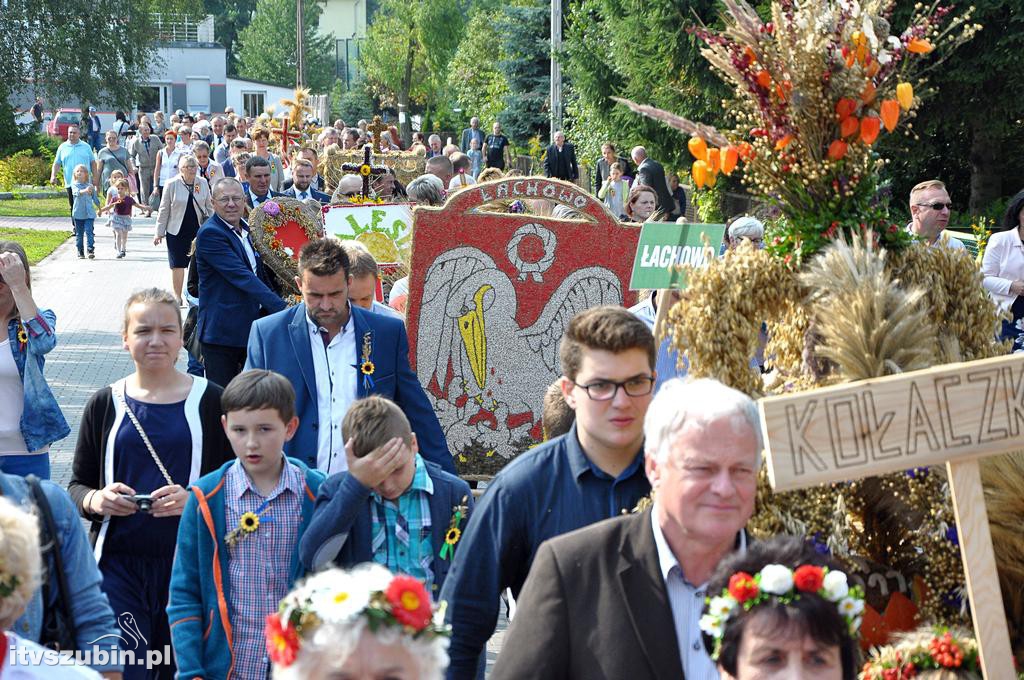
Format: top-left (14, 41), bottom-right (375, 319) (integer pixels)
top-left (0, 253), bottom-right (28, 291)
top-left (150, 484), bottom-right (188, 518)
top-left (91, 482), bottom-right (138, 516)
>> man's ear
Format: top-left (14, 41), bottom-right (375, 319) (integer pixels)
top-left (559, 376), bottom-right (577, 410)
top-left (284, 416), bottom-right (300, 441)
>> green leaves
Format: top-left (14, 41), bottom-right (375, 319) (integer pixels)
top-left (235, 0), bottom-right (336, 92)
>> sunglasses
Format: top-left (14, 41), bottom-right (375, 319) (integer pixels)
top-left (916, 201), bottom-right (953, 211)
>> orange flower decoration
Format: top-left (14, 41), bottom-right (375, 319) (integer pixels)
top-left (860, 116), bottom-right (881, 145)
top-left (265, 613), bottom-right (300, 667)
top-left (828, 139), bottom-right (848, 160)
top-left (727, 572), bottom-right (759, 603)
top-left (880, 100), bottom-right (900, 132)
top-left (906, 38), bottom-right (934, 54)
top-left (840, 116), bottom-right (860, 138)
top-left (385, 576), bottom-right (433, 630)
top-left (774, 134), bottom-right (794, 151)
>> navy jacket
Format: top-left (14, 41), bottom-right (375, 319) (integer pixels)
top-left (299, 458), bottom-right (473, 597)
top-left (244, 303), bottom-right (456, 475)
top-left (439, 423), bottom-right (651, 679)
top-left (240, 182), bottom-right (286, 210)
top-left (220, 157), bottom-right (235, 178)
top-left (195, 213), bottom-right (286, 348)
top-left (280, 184), bottom-right (331, 205)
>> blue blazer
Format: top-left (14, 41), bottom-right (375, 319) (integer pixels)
top-left (281, 185), bottom-right (331, 205)
top-left (299, 459), bottom-right (473, 596)
top-left (241, 182), bottom-right (285, 210)
top-left (245, 303), bottom-right (456, 474)
top-left (195, 213), bottom-right (286, 348)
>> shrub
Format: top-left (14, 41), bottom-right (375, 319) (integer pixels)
top-left (0, 150), bottom-right (52, 189)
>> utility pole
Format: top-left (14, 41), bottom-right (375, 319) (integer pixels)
top-left (550, 0), bottom-right (562, 142)
top-left (296, 0), bottom-right (305, 88)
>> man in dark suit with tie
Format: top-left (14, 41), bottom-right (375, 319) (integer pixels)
top-left (491, 378), bottom-right (760, 680)
top-left (195, 177), bottom-right (286, 387)
top-left (544, 131), bottom-right (579, 182)
top-left (242, 155), bottom-right (285, 210)
top-left (283, 159), bottom-right (330, 205)
top-left (282, 147), bottom-right (328, 195)
top-left (245, 238), bottom-right (456, 476)
top-left (632, 145), bottom-right (677, 219)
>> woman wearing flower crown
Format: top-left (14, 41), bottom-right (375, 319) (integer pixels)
top-left (266, 564), bottom-right (449, 680)
top-left (700, 536), bottom-right (863, 680)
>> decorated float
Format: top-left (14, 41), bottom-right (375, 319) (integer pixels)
top-left (615, 0), bottom-right (1024, 672)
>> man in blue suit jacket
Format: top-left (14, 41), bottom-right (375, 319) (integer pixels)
top-left (281, 158), bottom-right (331, 205)
top-left (242, 155), bottom-right (285, 210)
top-left (196, 177), bottom-right (286, 388)
top-left (245, 238), bottom-right (456, 475)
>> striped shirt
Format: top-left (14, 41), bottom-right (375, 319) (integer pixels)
top-left (225, 459), bottom-right (303, 680)
top-left (652, 509), bottom-right (747, 680)
top-left (370, 454), bottom-right (435, 590)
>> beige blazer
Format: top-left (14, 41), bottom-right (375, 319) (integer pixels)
top-left (128, 135), bottom-right (162, 170)
top-left (156, 175), bottom-right (213, 237)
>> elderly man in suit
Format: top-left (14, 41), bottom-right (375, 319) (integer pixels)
top-left (129, 122), bottom-right (161, 201)
top-left (492, 378), bottom-right (760, 680)
top-left (245, 238), bottom-right (455, 476)
top-left (544, 131), bottom-right (579, 182)
top-left (632, 145), bottom-right (677, 219)
top-left (195, 177), bottom-right (286, 387)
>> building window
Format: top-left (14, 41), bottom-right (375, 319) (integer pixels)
top-left (242, 92), bottom-right (265, 118)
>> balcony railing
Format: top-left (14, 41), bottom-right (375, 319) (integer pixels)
top-left (151, 13), bottom-right (216, 43)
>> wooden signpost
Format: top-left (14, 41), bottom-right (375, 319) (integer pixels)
top-left (759, 353), bottom-right (1022, 678)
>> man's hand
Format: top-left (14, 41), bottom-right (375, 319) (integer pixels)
top-left (345, 437), bottom-right (405, 490)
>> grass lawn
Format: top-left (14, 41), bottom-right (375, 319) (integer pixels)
top-left (0, 197), bottom-right (69, 218)
top-left (0, 227), bottom-right (68, 264)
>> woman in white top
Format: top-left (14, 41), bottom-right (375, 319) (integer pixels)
top-left (153, 128), bottom-right (181, 197)
top-left (981, 190), bottom-right (1024, 351)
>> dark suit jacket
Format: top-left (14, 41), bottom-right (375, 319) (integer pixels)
top-left (283, 175), bottom-right (326, 193)
top-left (636, 158), bottom-right (676, 218)
top-left (195, 213), bottom-right (286, 347)
top-left (544, 143), bottom-right (579, 181)
top-left (491, 508), bottom-right (685, 680)
top-left (241, 183), bottom-right (286, 211)
top-left (280, 184), bottom-right (330, 205)
top-left (244, 303), bottom-right (456, 475)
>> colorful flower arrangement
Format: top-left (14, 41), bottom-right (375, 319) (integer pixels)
top-left (860, 627), bottom-right (981, 679)
top-left (699, 563), bottom-right (865, 660)
top-left (264, 565), bottom-right (448, 669)
top-left (248, 197), bottom-right (325, 297)
top-left (619, 0), bottom-right (980, 265)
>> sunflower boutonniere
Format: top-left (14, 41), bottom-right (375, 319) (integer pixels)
top-left (15, 322), bottom-right (28, 352)
top-left (359, 331), bottom-right (375, 390)
top-left (439, 495), bottom-right (470, 561)
top-left (225, 498), bottom-right (274, 549)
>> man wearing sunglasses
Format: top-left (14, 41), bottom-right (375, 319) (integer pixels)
top-left (908, 179), bottom-right (965, 250)
top-left (440, 305), bottom-right (656, 679)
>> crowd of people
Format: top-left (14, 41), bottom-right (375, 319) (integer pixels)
top-left (2, 104), bottom-right (1015, 679)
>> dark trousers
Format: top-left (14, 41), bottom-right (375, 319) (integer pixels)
top-left (201, 342), bottom-right (247, 388)
top-left (99, 553), bottom-right (176, 680)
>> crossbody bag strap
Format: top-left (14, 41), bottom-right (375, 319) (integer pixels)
top-left (113, 387), bottom-right (175, 486)
top-left (26, 475), bottom-right (78, 648)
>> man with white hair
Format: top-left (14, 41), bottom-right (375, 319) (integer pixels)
top-left (492, 377), bottom-right (760, 680)
top-left (544, 131), bottom-right (579, 182)
top-left (726, 215), bottom-right (765, 249)
top-left (426, 134), bottom-right (444, 158)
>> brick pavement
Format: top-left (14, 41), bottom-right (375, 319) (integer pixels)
top-left (22, 213), bottom-right (509, 671)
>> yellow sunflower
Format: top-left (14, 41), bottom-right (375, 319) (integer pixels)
top-left (240, 512), bottom-right (260, 533)
top-left (359, 164), bottom-right (372, 177)
top-left (360, 360), bottom-right (375, 376)
top-left (16, 325), bottom-right (28, 346)
top-left (445, 527), bottom-right (461, 545)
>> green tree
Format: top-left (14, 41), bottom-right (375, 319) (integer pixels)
top-left (331, 78), bottom-right (377, 123)
top-left (562, 0), bottom-right (734, 173)
top-left (447, 10), bottom-right (511, 127)
top-left (0, 0), bottom-right (192, 107)
top-left (203, 0), bottom-right (257, 76)
top-left (235, 0), bottom-right (336, 92)
top-left (495, 0), bottom-right (550, 144)
top-left (360, 0), bottom-right (464, 140)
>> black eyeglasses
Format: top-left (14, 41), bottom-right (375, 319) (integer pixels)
top-left (572, 376), bottom-right (655, 401)
top-left (916, 201), bottom-right (953, 211)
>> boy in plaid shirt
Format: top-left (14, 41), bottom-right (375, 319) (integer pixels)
top-left (300, 396), bottom-right (473, 597)
top-left (169, 370), bottom-right (325, 679)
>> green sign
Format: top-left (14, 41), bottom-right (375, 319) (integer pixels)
top-left (629, 222), bottom-right (727, 290)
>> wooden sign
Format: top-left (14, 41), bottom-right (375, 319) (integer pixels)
top-left (759, 353), bottom-right (1020, 678)
top-left (406, 177), bottom-right (640, 472)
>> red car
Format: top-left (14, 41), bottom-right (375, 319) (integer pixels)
top-left (46, 108), bottom-right (83, 139)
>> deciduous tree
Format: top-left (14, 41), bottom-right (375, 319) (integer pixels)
top-left (235, 0), bottom-right (336, 92)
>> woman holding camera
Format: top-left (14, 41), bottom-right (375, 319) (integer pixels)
top-left (69, 288), bottom-right (231, 680)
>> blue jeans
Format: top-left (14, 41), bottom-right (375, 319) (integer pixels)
top-left (0, 453), bottom-right (51, 479)
top-left (74, 218), bottom-right (95, 253)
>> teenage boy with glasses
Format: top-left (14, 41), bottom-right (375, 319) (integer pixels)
top-left (439, 305), bottom-right (656, 679)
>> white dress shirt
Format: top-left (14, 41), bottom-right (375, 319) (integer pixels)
top-left (307, 309), bottom-right (357, 475)
top-left (652, 510), bottom-right (746, 680)
top-left (232, 226), bottom-right (258, 272)
top-left (982, 228), bottom-right (1024, 312)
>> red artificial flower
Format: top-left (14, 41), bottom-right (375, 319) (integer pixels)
top-left (265, 613), bottom-right (300, 667)
top-left (793, 565), bottom-right (825, 592)
top-left (385, 576), bottom-right (433, 630)
top-left (728, 572), bottom-right (759, 603)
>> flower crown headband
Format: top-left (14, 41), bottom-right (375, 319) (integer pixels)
top-left (265, 565), bottom-right (449, 668)
top-left (699, 563), bottom-right (865, 660)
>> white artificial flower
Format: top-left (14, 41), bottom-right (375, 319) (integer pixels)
top-left (284, 246), bottom-right (294, 256)
top-left (877, 52), bottom-right (892, 65)
top-left (822, 570), bottom-right (850, 602)
top-left (887, 36), bottom-right (902, 49)
top-left (350, 562), bottom-right (394, 594)
top-left (862, 14), bottom-right (879, 49)
top-left (759, 564), bottom-right (794, 595)
top-left (699, 614), bottom-right (723, 637)
top-left (310, 582), bottom-right (371, 622)
top-left (839, 596), bottom-right (865, 617)
top-left (708, 596), bottom-right (736, 618)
